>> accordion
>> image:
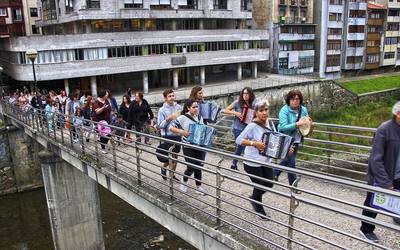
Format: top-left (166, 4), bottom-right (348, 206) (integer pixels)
top-left (260, 131), bottom-right (293, 159)
top-left (240, 107), bottom-right (256, 125)
top-left (199, 102), bottom-right (221, 123)
top-left (187, 124), bottom-right (216, 147)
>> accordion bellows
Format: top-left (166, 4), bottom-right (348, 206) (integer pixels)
top-left (199, 102), bottom-right (221, 123)
top-left (240, 107), bottom-right (256, 125)
top-left (260, 131), bottom-right (293, 159)
top-left (187, 124), bottom-right (216, 147)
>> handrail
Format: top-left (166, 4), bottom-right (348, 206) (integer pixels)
top-left (2, 102), bottom-right (399, 250)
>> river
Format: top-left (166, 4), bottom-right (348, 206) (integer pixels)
top-left (0, 186), bottom-right (195, 250)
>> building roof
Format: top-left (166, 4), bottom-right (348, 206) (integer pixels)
top-left (368, 2), bottom-right (385, 9)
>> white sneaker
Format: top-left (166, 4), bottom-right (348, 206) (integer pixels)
top-left (73, 139), bottom-right (79, 143)
top-left (195, 186), bottom-right (206, 196)
top-left (101, 150), bottom-right (107, 154)
top-left (180, 182), bottom-right (188, 193)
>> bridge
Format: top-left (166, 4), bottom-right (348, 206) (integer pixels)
top-left (1, 102), bottom-right (399, 250)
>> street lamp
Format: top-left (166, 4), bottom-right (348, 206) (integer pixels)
top-left (26, 49), bottom-right (38, 108)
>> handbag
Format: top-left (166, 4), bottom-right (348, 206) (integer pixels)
top-left (156, 142), bottom-right (170, 163)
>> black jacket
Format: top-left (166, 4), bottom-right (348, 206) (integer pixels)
top-left (128, 99), bottom-right (154, 127)
top-left (118, 103), bottom-right (130, 123)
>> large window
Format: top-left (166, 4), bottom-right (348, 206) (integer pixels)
top-left (327, 40), bottom-right (341, 50)
top-left (366, 54), bottom-right (379, 63)
top-left (384, 52), bottom-right (395, 59)
top-left (329, 0), bottom-right (342, 4)
top-left (213, 0), bottom-right (227, 9)
top-left (30, 8), bottom-right (38, 17)
top-left (12, 8), bottom-right (22, 21)
top-left (348, 40), bottom-right (363, 47)
top-left (86, 0), bottom-right (100, 9)
top-left (329, 13), bottom-right (342, 21)
top-left (385, 37), bottom-right (398, 45)
top-left (124, 0), bottom-right (143, 8)
top-left (326, 55), bottom-right (340, 66)
top-left (328, 28), bottom-right (342, 35)
top-left (0, 8), bottom-right (6, 16)
top-left (65, 0), bottom-right (74, 13)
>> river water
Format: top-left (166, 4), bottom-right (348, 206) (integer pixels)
top-left (0, 186), bottom-right (195, 250)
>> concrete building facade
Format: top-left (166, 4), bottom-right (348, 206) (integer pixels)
top-left (0, 0), bottom-right (270, 95)
top-left (22, 0), bottom-right (41, 36)
top-left (365, 2), bottom-right (385, 70)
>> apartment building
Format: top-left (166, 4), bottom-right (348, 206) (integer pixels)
top-left (22, 0), bottom-right (41, 35)
top-left (365, 2), bottom-right (385, 70)
top-left (270, 0), bottom-right (315, 75)
top-left (0, 0), bottom-right (269, 95)
top-left (315, 0), bottom-right (369, 79)
top-left (376, 0), bottom-right (400, 67)
top-left (0, 0), bottom-right (25, 38)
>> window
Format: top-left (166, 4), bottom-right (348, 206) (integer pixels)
top-left (179, 0), bottom-right (198, 9)
top-left (213, 0), bottom-right (227, 9)
top-left (329, 0), bottom-right (342, 4)
top-left (87, 0), bottom-right (100, 9)
top-left (366, 54), bottom-right (379, 63)
top-left (32, 25), bottom-right (40, 34)
top-left (328, 28), bottom-right (342, 35)
top-left (30, 8), bottom-right (38, 17)
top-left (326, 55), bottom-right (340, 66)
top-left (384, 52), bottom-right (395, 59)
top-left (385, 37), bottom-right (398, 45)
top-left (12, 9), bottom-right (22, 21)
top-left (327, 40), bottom-right (341, 50)
top-left (65, 0), bottom-right (74, 13)
top-left (348, 25), bottom-right (364, 33)
top-left (329, 13), bottom-right (342, 21)
top-left (0, 8), bottom-right (6, 17)
top-left (124, 0), bottom-right (143, 8)
top-left (346, 56), bottom-right (362, 64)
top-left (348, 40), bottom-right (363, 47)
top-left (279, 58), bottom-right (288, 69)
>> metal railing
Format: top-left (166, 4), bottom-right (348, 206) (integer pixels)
top-left (2, 102), bottom-right (399, 250)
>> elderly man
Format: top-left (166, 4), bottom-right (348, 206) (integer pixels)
top-left (359, 101), bottom-right (400, 243)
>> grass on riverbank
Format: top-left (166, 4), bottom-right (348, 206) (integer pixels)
top-left (341, 75), bottom-right (400, 94)
top-left (312, 96), bottom-right (397, 128)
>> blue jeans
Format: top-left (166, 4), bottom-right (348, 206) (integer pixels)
top-left (232, 129), bottom-right (245, 168)
top-left (275, 151), bottom-right (297, 185)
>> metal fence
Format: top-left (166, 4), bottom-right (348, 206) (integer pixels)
top-left (2, 102), bottom-right (399, 250)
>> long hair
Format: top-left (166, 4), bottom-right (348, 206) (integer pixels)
top-left (238, 87), bottom-right (255, 107)
top-left (189, 86), bottom-right (203, 101)
top-left (121, 94), bottom-right (131, 106)
top-left (83, 96), bottom-right (92, 110)
top-left (181, 99), bottom-right (197, 115)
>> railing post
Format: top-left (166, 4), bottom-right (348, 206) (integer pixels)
top-left (168, 148), bottom-right (174, 200)
top-left (287, 177), bottom-right (301, 250)
top-left (327, 127), bottom-right (332, 167)
top-left (135, 142), bottom-right (142, 186)
top-left (94, 132), bottom-right (100, 162)
top-left (216, 158), bottom-right (224, 226)
top-left (60, 115), bottom-right (64, 144)
top-left (40, 110), bottom-right (45, 134)
top-left (111, 136), bottom-right (117, 173)
top-left (80, 126), bottom-right (85, 155)
top-left (69, 118), bottom-right (74, 146)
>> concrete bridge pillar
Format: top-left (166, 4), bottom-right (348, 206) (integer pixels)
top-left (252, 62), bottom-right (258, 79)
top-left (90, 76), bottom-right (97, 97)
top-left (64, 79), bottom-right (70, 95)
top-left (173, 69), bottom-right (179, 89)
top-left (143, 71), bottom-right (149, 94)
top-left (237, 63), bottom-right (242, 81)
top-left (200, 66), bottom-right (205, 86)
top-left (39, 150), bottom-right (104, 250)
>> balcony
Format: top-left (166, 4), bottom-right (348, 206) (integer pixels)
top-left (367, 33), bottom-right (380, 40)
top-left (327, 49), bottom-right (341, 55)
top-left (347, 33), bottom-right (365, 40)
top-left (388, 1), bottom-right (400, 8)
top-left (279, 33), bottom-right (314, 41)
top-left (326, 66), bottom-right (341, 72)
top-left (366, 46), bottom-right (380, 54)
top-left (382, 58), bottom-right (396, 66)
top-left (344, 62), bottom-right (363, 70)
top-left (387, 16), bottom-right (400, 23)
top-left (328, 21), bottom-right (343, 28)
top-left (349, 2), bottom-right (367, 10)
top-left (346, 47), bottom-right (365, 56)
top-left (327, 34), bottom-right (342, 40)
top-left (347, 18), bottom-right (366, 26)
top-left (4, 49), bottom-right (269, 81)
top-left (279, 0), bottom-right (287, 5)
top-left (365, 63), bottom-right (380, 70)
top-left (384, 44), bottom-right (397, 52)
top-left (328, 5), bottom-right (344, 13)
top-left (385, 30), bottom-right (400, 37)
top-left (368, 19), bottom-right (384, 26)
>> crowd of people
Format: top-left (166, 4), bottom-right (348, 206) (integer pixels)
top-left (5, 86), bottom-right (312, 217)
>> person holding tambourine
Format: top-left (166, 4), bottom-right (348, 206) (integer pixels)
top-left (274, 90), bottom-right (312, 185)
